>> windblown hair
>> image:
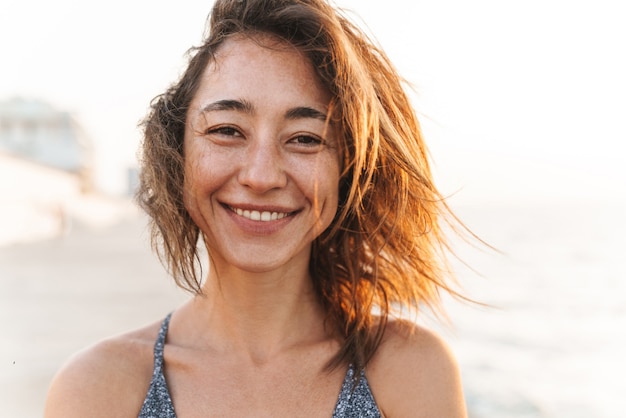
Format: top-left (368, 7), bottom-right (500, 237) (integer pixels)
top-left (137, 0), bottom-right (462, 375)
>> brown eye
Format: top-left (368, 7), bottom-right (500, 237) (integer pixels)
top-left (207, 126), bottom-right (240, 136)
top-left (290, 135), bottom-right (322, 146)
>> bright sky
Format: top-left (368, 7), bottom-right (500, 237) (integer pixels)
top-left (2, 0), bottom-right (625, 201)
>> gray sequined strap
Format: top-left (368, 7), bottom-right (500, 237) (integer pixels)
top-left (332, 366), bottom-right (382, 417)
top-left (138, 313), bottom-right (176, 418)
top-left (137, 314), bottom-right (380, 417)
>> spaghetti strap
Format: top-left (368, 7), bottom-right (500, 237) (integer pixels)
top-left (138, 313), bottom-right (176, 418)
top-left (332, 365), bottom-right (382, 417)
top-left (138, 314), bottom-right (381, 417)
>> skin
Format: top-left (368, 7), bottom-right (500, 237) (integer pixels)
top-left (44, 34), bottom-right (467, 418)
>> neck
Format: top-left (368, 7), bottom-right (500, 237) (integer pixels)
top-left (183, 261), bottom-right (330, 364)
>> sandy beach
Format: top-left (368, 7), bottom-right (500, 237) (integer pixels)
top-left (1, 213), bottom-right (187, 417)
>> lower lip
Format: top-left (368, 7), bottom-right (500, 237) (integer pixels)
top-left (222, 205), bottom-right (295, 235)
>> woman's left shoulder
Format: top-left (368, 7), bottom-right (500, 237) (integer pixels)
top-left (367, 319), bottom-right (468, 418)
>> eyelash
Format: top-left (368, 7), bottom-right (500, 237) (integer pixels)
top-left (205, 126), bottom-right (241, 137)
top-left (289, 135), bottom-right (323, 146)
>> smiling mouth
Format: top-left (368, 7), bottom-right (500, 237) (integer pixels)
top-left (227, 206), bottom-right (294, 222)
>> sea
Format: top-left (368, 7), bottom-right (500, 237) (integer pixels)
top-left (436, 199), bottom-right (626, 418)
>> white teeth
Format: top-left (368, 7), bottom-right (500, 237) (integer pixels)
top-left (232, 207), bottom-right (288, 222)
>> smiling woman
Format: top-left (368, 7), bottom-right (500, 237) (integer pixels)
top-left (44, 1), bottom-right (469, 417)
top-left (183, 34), bottom-right (340, 274)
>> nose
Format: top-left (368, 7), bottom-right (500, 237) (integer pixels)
top-left (237, 141), bottom-right (287, 192)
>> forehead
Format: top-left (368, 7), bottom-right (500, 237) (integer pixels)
top-left (190, 33), bottom-right (332, 109)
top-left (214, 32), bottom-right (303, 64)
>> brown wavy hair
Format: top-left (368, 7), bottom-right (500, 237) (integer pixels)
top-left (137, 0), bottom-right (464, 374)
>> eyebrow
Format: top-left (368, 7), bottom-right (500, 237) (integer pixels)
top-left (285, 106), bottom-right (329, 122)
top-left (200, 99), bottom-right (254, 114)
top-left (200, 99), bottom-right (329, 123)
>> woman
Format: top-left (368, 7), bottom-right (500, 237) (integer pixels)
top-left (45, 0), bottom-right (468, 416)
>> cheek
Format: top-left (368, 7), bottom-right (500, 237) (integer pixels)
top-left (182, 170), bottom-right (199, 220)
top-left (182, 150), bottom-right (210, 214)
top-left (183, 145), bottom-right (217, 192)
top-left (311, 157), bottom-right (341, 215)
top-left (182, 159), bottom-right (215, 233)
top-left (182, 146), bottom-right (236, 215)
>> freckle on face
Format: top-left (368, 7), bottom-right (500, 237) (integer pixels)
top-left (182, 34), bottom-right (340, 274)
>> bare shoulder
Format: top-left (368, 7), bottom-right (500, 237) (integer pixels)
top-left (44, 321), bottom-right (162, 418)
top-left (367, 319), bottom-right (468, 418)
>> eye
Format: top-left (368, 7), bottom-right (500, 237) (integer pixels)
top-left (289, 135), bottom-right (323, 146)
top-left (206, 126), bottom-right (241, 137)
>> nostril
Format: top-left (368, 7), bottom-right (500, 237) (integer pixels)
top-left (237, 157), bottom-right (287, 191)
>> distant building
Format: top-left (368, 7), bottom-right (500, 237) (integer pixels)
top-left (0, 97), bottom-right (93, 192)
top-left (0, 98), bottom-right (122, 246)
top-left (0, 152), bottom-right (81, 245)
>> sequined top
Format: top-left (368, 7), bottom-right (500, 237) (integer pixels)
top-left (138, 313), bottom-right (382, 417)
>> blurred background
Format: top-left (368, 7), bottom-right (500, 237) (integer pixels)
top-left (1, 0), bottom-right (624, 416)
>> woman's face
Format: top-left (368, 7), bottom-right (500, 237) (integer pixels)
top-left (183, 34), bottom-right (340, 275)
